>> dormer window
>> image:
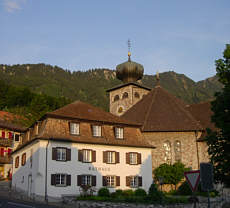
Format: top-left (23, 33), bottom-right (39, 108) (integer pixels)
top-left (92, 125), bottom-right (102, 137)
top-left (115, 127), bottom-right (124, 139)
top-left (69, 123), bottom-right (80, 135)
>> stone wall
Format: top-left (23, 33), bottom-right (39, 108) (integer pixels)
top-left (109, 85), bottom-right (149, 116)
top-left (143, 131), bottom-right (209, 171)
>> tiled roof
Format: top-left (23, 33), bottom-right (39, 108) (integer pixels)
top-left (0, 120), bottom-right (26, 132)
top-left (122, 86), bottom-right (203, 132)
top-left (46, 101), bottom-right (141, 126)
top-left (186, 101), bottom-right (217, 140)
top-left (106, 82), bottom-right (151, 92)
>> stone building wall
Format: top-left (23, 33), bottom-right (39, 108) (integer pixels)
top-left (143, 131), bottom-right (209, 171)
top-left (109, 85), bottom-right (149, 116)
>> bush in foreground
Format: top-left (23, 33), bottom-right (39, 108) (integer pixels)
top-left (98, 187), bottom-right (110, 197)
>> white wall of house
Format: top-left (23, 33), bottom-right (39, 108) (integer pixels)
top-left (12, 139), bottom-right (153, 201)
top-left (12, 140), bottom-right (40, 197)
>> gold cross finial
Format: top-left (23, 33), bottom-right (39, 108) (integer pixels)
top-left (127, 39), bottom-right (131, 60)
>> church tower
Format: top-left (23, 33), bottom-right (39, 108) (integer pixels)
top-left (107, 52), bottom-right (151, 116)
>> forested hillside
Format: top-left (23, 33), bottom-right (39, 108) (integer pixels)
top-left (0, 63), bottom-right (223, 126)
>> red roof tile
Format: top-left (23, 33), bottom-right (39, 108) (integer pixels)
top-left (46, 101), bottom-right (141, 126)
top-left (122, 86), bottom-right (203, 132)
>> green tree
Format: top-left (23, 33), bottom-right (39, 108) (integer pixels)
top-left (206, 44), bottom-right (230, 187)
top-left (153, 162), bottom-right (189, 190)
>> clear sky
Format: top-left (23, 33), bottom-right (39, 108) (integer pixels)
top-left (0, 0), bottom-right (230, 81)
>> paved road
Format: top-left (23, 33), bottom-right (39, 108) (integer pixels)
top-left (0, 197), bottom-right (59, 208)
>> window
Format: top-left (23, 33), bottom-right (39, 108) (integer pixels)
top-left (52, 147), bottom-right (71, 161)
top-left (103, 176), bottom-right (120, 187)
top-left (174, 140), bottom-right (181, 162)
top-left (163, 141), bottom-right (172, 164)
top-left (92, 125), bottom-right (102, 137)
top-left (103, 151), bottom-right (119, 164)
top-left (106, 176), bottom-right (116, 187)
top-left (130, 153), bottom-right (138, 165)
top-left (51, 174), bottom-right (71, 186)
top-left (21, 153), bottom-right (26, 166)
top-left (115, 127), bottom-right (124, 139)
top-left (122, 92), bottom-right (128, 99)
top-left (83, 150), bottom-right (92, 162)
top-left (15, 156), bottom-right (19, 168)
top-left (130, 176), bottom-right (139, 187)
top-left (77, 175), bottom-right (96, 186)
top-left (82, 175), bottom-right (91, 186)
top-left (57, 148), bottom-right (66, 161)
top-left (14, 134), bottom-right (20, 142)
top-left (114, 95), bottom-right (119, 102)
top-left (69, 122), bottom-right (80, 135)
top-left (134, 92), bottom-right (140, 98)
top-left (126, 152), bottom-right (141, 165)
top-left (78, 149), bottom-right (96, 163)
top-left (126, 176), bottom-right (142, 188)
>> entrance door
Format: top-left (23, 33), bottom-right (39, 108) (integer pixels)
top-left (28, 175), bottom-right (32, 198)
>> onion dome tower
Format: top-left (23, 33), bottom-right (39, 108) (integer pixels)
top-left (116, 52), bottom-right (144, 83)
top-left (107, 41), bottom-right (151, 116)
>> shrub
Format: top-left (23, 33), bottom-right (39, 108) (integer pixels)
top-left (114, 189), bottom-right (123, 197)
top-left (147, 183), bottom-right (165, 202)
top-left (176, 181), bottom-right (192, 195)
top-left (122, 189), bottom-right (134, 197)
top-left (98, 187), bottom-right (110, 197)
top-left (134, 188), bottom-right (147, 197)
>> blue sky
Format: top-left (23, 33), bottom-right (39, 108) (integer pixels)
top-left (0, 0), bottom-right (230, 81)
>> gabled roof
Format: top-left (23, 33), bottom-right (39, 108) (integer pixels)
top-left (46, 101), bottom-right (141, 126)
top-left (122, 86), bottom-right (203, 132)
top-left (186, 101), bottom-right (217, 140)
top-left (106, 82), bottom-right (151, 92)
top-left (0, 111), bottom-right (26, 132)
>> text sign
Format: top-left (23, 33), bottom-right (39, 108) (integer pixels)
top-left (184, 170), bottom-right (200, 192)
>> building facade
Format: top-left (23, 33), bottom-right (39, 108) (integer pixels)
top-left (11, 101), bottom-right (154, 202)
top-left (107, 53), bottom-right (210, 172)
top-left (0, 111), bottom-right (25, 178)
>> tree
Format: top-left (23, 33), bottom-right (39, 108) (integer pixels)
top-left (206, 44), bottom-right (230, 187)
top-left (153, 162), bottom-right (189, 190)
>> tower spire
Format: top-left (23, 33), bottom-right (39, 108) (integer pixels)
top-left (127, 39), bottom-right (131, 61)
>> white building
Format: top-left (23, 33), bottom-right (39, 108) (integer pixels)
top-left (11, 101), bottom-right (154, 202)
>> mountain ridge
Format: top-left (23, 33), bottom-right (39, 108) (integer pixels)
top-left (0, 64), bottom-right (223, 111)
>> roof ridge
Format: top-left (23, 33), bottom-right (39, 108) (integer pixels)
top-left (142, 88), bottom-right (158, 131)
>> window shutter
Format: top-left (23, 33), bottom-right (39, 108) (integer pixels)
top-left (92, 176), bottom-right (96, 186)
top-left (8, 148), bottom-right (12, 156)
top-left (126, 153), bottom-right (130, 164)
top-left (66, 148), bottom-right (71, 161)
top-left (78, 150), bottom-right (83, 162)
top-left (8, 132), bottom-right (12, 139)
top-left (77, 175), bottom-right (82, 186)
top-left (115, 152), bottom-right (120, 164)
top-left (103, 151), bottom-right (107, 163)
top-left (2, 131), bottom-right (5, 138)
top-left (102, 176), bottom-right (107, 186)
top-left (66, 175), bottom-right (71, 186)
top-left (51, 174), bottom-right (56, 185)
top-left (126, 176), bottom-right (130, 187)
top-left (138, 176), bottom-right (142, 187)
top-left (92, 150), bottom-right (96, 162)
top-left (52, 148), bottom-right (57, 160)
top-left (116, 176), bottom-right (120, 186)
top-left (137, 153), bottom-right (142, 164)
